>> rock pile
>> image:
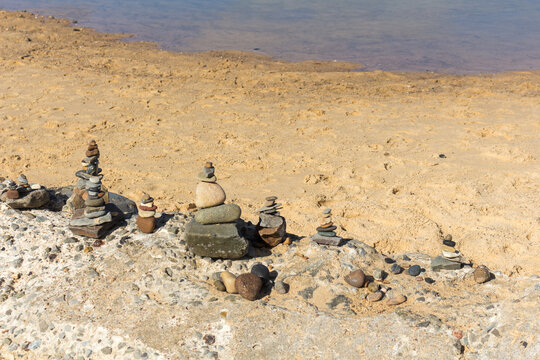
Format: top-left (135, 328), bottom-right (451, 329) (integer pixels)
top-left (69, 176), bottom-right (123, 238)
top-left (137, 193), bottom-right (157, 233)
top-left (311, 208), bottom-right (342, 246)
top-left (431, 234), bottom-right (463, 271)
top-left (185, 162), bottom-right (248, 259)
top-left (0, 175), bottom-right (49, 209)
top-left (255, 196), bottom-right (286, 247)
top-left (64, 140), bottom-right (108, 213)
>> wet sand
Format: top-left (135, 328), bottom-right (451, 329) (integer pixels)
top-left (0, 10), bottom-right (539, 275)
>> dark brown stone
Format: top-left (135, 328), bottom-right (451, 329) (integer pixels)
top-left (137, 216), bottom-right (156, 233)
top-left (69, 204), bottom-right (124, 239)
top-left (235, 273), bottom-right (262, 301)
top-left (86, 149), bottom-right (100, 157)
top-left (345, 269), bottom-right (366, 288)
top-left (256, 214), bottom-right (286, 247)
top-left (5, 189), bottom-right (20, 199)
top-left (139, 204), bottom-right (157, 211)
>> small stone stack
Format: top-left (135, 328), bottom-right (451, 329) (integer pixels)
top-left (69, 176), bottom-right (123, 238)
top-left (311, 208), bottom-right (342, 246)
top-left (64, 140), bottom-right (107, 213)
top-left (4, 180), bottom-right (19, 199)
top-left (17, 174), bottom-right (31, 194)
top-left (185, 162), bottom-right (248, 259)
top-left (441, 234), bottom-right (461, 260)
top-left (0, 175), bottom-right (49, 209)
top-left (137, 193), bottom-right (157, 233)
top-left (256, 196), bottom-right (286, 247)
top-left (431, 234), bottom-right (462, 271)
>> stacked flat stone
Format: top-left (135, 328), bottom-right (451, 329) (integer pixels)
top-left (65, 140), bottom-right (107, 213)
top-left (441, 234), bottom-right (461, 260)
top-left (137, 193), bottom-right (157, 233)
top-left (0, 175), bottom-right (49, 209)
top-left (185, 162), bottom-right (248, 259)
top-left (311, 208), bottom-right (342, 246)
top-left (70, 176), bottom-right (111, 226)
top-left (256, 196), bottom-right (286, 247)
top-left (431, 234), bottom-right (462, 271)
top-left (4, 180), bottom-right (19, 200)
top-left (17, 174), bottom-right (31, 194)
top-left (69, 175), bottom-right (122, 238)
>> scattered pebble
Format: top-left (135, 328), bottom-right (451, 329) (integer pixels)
top-left (367, 291), bottom-right (383, 302)
top-left (473, 266), bottom-right (491, 284)
top-left (274, 280), bottom-right (289, 294)
top-left (344, 269), bottom-right (365, 288)
top-left (408, 265), bottom-right (421, 276)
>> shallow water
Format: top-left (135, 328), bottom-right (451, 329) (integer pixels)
top-left (3, 0), bottom-right (540, 73)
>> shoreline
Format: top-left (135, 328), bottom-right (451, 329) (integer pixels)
top-left (0, 9), bottom-right (539, 275)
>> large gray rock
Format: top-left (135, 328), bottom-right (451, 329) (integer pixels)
top-left (108, 192), bottom-right (138, 215)
top-left (194, 203), bottom-right (241, 224)
top-left (3, 189), bottom-right (49, 209)
top-left (185, 219), bottom-right (249, 259)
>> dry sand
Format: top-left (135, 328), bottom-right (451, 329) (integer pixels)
top-left (0, 10), bottom-right (539, 275)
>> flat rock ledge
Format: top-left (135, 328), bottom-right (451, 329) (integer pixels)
top-left (0, 202), bottom-right (538, 359)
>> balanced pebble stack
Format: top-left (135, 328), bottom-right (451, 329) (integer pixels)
top-left (311, 208), bottom-right (342, 246)
top-left (69, 176), bottom-right (122, 238)
top-left (441, 234), bottom-right (461, 260)
top-left (256, 196), bottom-right (286, 247)
top-left (431, 234), bottom-right (463, 271)
top-left (137, 193), bottom-right (157, 233)
top-left (64, 140), bottom-right (109, 213)
top-left (185, 162), bottom-right (248, 259)
top-left (0, 175), bottom-right (49, 209)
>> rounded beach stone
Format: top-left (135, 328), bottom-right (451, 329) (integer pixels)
top-left (250, 263), bottom-right (270, 280)
top-left (274, 281), bottom-right (289, 294)
top-left (473, 266), bottom-right (491, 284)
top-left (235, 273), bottom-right (262, 301)
top-left (213, 280), bottom-right (226, 292)
top-left (367, 282), bottom-right (379, 293)
top-left (344, 270), bottom-right (366, 288)
top-left (195, 181), bottom-right (226, 209)
top-left (220, 271), bottom-right (237, 293)
top-left (390, 263), bottom-right (403, 274)
top-left (137, 216), bottom-right (155, 234)
top-left (194, 203), bottom-right (241, 224)
top-left (367, 291), bottom-right (383, 302)
top-left (387, 294), bottom-right (407, 305)
top-left (408, 265), bottom-right (421, 276)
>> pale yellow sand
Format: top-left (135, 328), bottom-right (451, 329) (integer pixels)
top-left (0, 10), bottom-right (538, 275)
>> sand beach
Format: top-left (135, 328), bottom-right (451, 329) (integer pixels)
top-left (0, 9), bottom-right (539, 359)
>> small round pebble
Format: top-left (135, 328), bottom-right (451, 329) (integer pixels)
top-left (390, 263), bottom-right (402, 274)
top-left (367, 282), bottom-right (379, 293)
top-left (373, 269), bottom-right (385, 281)
top-left (251, 263), bottom-right (270, 280)
top-left (424, 277), bottom-right (435, 284)
top-left (367, 291), bottom-right (383, 302)
top-left (408, 265), bottom-right (421, 276)
top-left (384, 257), bottom-right (395, 264)
top-left (473, 266), bottom-right (491, 284)
top-left (344, 269), bottom-right (365, 288)
top-left (274, 280), bottom-right (289, 294)
top-left (387, 294), bottom-right (407, 305)
top-left (213, 280), bottom-right (226, 292)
